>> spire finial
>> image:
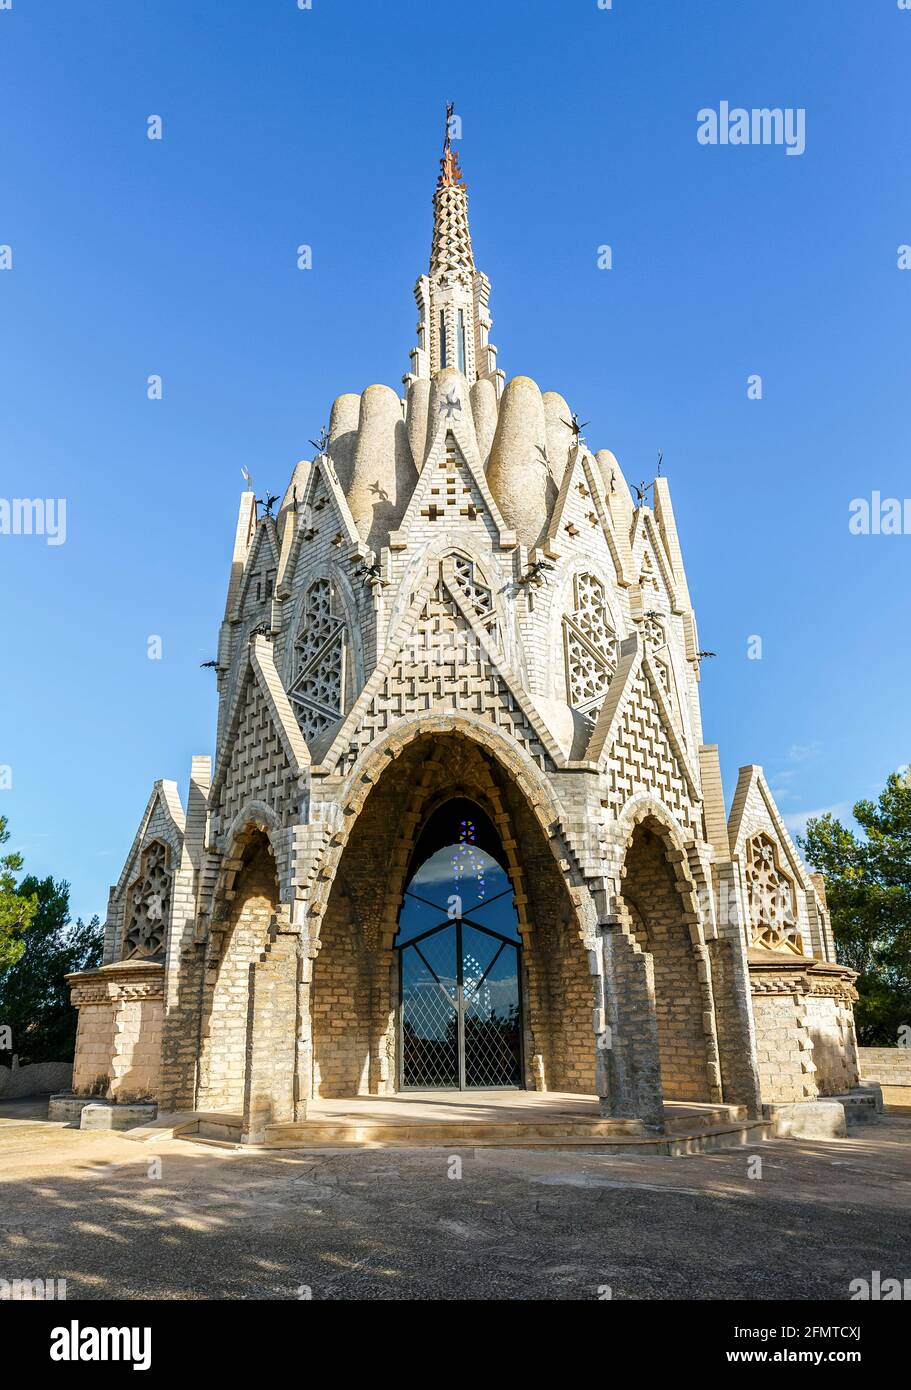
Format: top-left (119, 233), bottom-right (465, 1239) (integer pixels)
top-left (406, 105), bottom-right (501, 393)
top-left (439, 101), bottom-right (464, 188)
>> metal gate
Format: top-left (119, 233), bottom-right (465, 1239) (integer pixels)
top-left (397, 912), bottom-right (523, 1090)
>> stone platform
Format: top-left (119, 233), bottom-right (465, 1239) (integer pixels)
top-left (174, 1090), bottom-right (770, 1156)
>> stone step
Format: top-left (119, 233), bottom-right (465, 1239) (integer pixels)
top-left (662, 1104), bottom-right (748, 1134)
top-left (255, 1119), bottom-right (770, 1156)
top-left (261, 1116), bottom-right (647, 1146)
top-left (175, 1113), bottom-right (244, 1144)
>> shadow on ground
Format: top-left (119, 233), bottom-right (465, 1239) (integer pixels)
top-left (1, 1100), bottom-right (910, 1300)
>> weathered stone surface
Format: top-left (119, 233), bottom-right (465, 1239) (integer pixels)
top-left (764, 1101), bottom-right (847, 1139)
top-left (79, 1101), bottom-right (158, 1132)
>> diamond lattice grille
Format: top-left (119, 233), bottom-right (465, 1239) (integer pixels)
top-left (288, 579), bottom-right (346, 742)
top-left (563, 572), bottom-right (619, 721)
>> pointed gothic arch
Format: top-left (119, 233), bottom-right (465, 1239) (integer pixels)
top-left (196, 827), bottom-right (281, 1113)
top-left (308, 729), bottom-right (600, 1099)
top-left (618, 812), bottom-right (716, 1102)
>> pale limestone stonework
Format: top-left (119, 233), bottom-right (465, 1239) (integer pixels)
top-left (64, 127), bottom-right (859, 1140)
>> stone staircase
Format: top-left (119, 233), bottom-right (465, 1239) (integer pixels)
top-left (174, 1102), bottom-right (769, 1156)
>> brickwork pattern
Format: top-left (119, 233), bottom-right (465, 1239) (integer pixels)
top-left (604, 672), bottom-right (698, 833)
top-left (197, 838), bottom-right (279, 1113)
top-left (859, 1047), bottom-right (911, 1085)
top-left (620, 826), bottom-right (712, 1101)
top-left (219, 680), bottom-right (298, 833)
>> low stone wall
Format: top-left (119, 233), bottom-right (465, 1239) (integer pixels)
top-left (0, 1061), bottom-right (73, 1099)
top-left (859, 1047), bottom-right (911, 1085)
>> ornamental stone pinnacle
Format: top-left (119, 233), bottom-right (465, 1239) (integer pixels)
top-left (408, 104), bottom-right (502, 394)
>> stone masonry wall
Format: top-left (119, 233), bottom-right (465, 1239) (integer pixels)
top-left (859, 1047), bottom-right (911, 1085)
top-left (243, 927), bottom-right (299, 1138)
top-left (197, 839), bottom-right (278, 1113)
top-left (621, 827), bottom-right (710, 1100)
top-left (69, 963), bottom-right (164, 1102)
top-left (311, 893), bottom-right (371, 1097)
top-left (806, 993), bottom-right (857, 1095)
top-left (750, 991), bottom-right (814, 1104)
top-left (71, 1003), bottom-right (117, 1097)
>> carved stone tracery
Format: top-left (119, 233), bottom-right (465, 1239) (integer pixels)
top-left (450, 554), bottom-right (498, 645)
top-left (124, 841), bottom-right (171, 959)
top-left (288, 579), bottom-right (346, 742)
top-left (745, 832), bottom-right (803, 954)
top-left (563, 572), bottom-right (619, 721)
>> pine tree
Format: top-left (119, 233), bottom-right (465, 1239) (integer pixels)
top-left (802, 768), bottom-right (911, 1045)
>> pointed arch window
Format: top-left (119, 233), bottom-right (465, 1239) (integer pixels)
top-left (395, 798), bottom-right (523, 1090)
top-left (644, 613), bottom-right (673, 698)
top-left (288, 579), bottom-right (347, 743)
top-left (439, 311), bottom-right (448, 369)
top-left (563, 572), bottom-right (619, 721)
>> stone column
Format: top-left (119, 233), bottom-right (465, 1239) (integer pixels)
top-left (241, 917), bottom-right (302, 1143)
top-left (598, 920), bottom-right (664, 1130)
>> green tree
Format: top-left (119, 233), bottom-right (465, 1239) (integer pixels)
top-left (0, 872), bottom-right (103, 1065)
top-left (0, 815), bottom-right (37, 973)
top-left (801, 769), bottom-right (911, 1045)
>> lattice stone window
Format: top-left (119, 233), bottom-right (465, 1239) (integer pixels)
top-left (745, 832), bottom-right (804, 954)
top-left (644, 614), bottom-right (671, 695)
top-left (124, 841), bottom-right (171, 959)
top-left (450, 554), bottom-right (498, 646)
top-left (288, 578), bottom-right (346, 742)
top-left (563, 572), bottom-right (619, 722)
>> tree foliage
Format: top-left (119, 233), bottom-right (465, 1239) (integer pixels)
top-left (0, 815), bottom-right (37, 973)
top-left (0, 817), bottom-right (104, 1064)
top-left (801, 769), bottom-right (911, 1045)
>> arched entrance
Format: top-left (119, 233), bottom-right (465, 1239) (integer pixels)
top-left (197, 828), bottom-right (280, 1113)
top-left (309, 730), bottom-right (598, 1099)
top-left (620, 820), bottom-right (713, 1101)
top-left (396, 798), bottom-right (523, 1090)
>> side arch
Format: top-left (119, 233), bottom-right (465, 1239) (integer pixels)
top-left (195, 824), bottom-right (283, 1114)
top-left (613, 798), bottom-right (721, 1103)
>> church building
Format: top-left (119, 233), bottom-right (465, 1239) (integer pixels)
top-left (63, 122), bottom-right (860, 1143)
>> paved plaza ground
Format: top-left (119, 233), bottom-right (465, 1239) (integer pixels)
top-left (1, 1098), bottom-right (909, 1301)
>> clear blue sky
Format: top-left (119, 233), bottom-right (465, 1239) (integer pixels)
top-left (1, 0), bottom-right (908, 921)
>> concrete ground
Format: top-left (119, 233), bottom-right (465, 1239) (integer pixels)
top-left (1, 1098), bottom-right (910, 1300)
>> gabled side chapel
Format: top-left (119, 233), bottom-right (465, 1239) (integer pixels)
top-left (65, 125), bottom-right (860, 1141)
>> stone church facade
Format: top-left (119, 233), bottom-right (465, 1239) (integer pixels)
top-left (66, 127), bottom-right (859, 1141)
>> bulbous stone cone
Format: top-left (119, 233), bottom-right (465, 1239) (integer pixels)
top-left (542, 392), bottom-right (575, 490)
top-left (487, 375), bottom-right (551, 547)
top-left (347, 385), bottom-right (418, 552)
top-left (405, 378), bottom-right (431, 470)
top-left (471, 377), bottom-right (499, 470)
top-left (596, 448), bottom-right (634, 527)
top-left (426, 368), bottom-right (478, 460)
top-left (328, 393), bottom-right (361, 493)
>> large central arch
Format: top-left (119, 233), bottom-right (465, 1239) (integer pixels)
top-left (308, 730), bottom-right (598, 1098)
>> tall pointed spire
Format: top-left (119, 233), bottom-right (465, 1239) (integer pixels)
top-left (430, 105), bottom-right (474, 275)
top-left (406, 104), bottom-right (502, 395)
